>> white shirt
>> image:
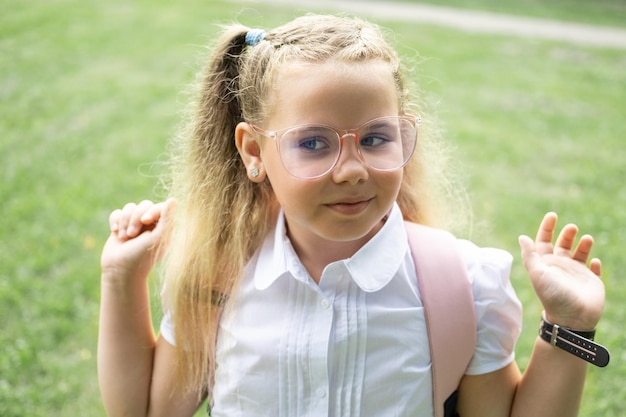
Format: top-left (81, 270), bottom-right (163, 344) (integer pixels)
top-left (161, 204), bottom-right (522, 416)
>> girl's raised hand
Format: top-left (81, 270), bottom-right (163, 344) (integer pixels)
top-left (518, 212), bottom-right (605, 331)
top-left (101, 199), bottom-right (176, 284)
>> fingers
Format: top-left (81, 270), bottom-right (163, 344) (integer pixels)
top-left (554, 223), bottom-right (595, 265)
top-left (535, 212), bottom-right (558, 243)
top-left (108, 209), bottom-right (122, 233)
top-left (533, 212), bottom-right (558, 255)
top-left (518, 234), bottom-right (534, 257)
top-left (140, 201), bottom-right (164, 224)
top-left (108, 200), bottom-right (159, 241)
top-left (532, 211), bottom-right (601, 270)
top-left (554, 223), bottom-right (579, 256)
top-left (128, 200), bottom-right (157, 237)
top-left (570, 233), bottom-right (593, 263)
top-left (148, 198), bottom-right (176, 236)
top-left (518, 234), bottom-right (544, 276)
top-left (589, 258), bottom-right (602, 277)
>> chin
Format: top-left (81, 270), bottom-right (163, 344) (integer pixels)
top-left (322, 218), bottom-right (385, 243)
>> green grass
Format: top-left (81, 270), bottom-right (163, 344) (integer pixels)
top-left (2, 0), bottom-right (625, 416)
top-left (400, 0), bottom-right (626, 28)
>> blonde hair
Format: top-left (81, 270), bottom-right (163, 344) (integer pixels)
top-left (162, 14), bottom-right (465, 396)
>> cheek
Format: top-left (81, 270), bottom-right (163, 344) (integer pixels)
top-left (377, 171), bottom-right (403, 195)
top-left (270, 178), bottom-right (314, 207)
top-left (266, 175), bottom-right (325, 220)
top-left (260, 141), bottom-right (279, 170)
top-left (264, 167), bottom-right (300, 207)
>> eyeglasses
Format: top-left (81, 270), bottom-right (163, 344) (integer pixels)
top-left (250, 115), bottom-right (420, 179)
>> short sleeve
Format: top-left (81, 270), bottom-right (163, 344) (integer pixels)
top-left (160, 310), bottom-right (176, 346)
top-left (456, 239), bottom-right (522, 375)
top-left (159, 285), bottom-right (176, 346)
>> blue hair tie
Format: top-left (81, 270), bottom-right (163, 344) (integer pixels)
top-left (245, 29), bottom-right (266, 47)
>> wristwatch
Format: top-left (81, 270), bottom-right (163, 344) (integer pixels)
top-left (539, 314), bottom-right (610, 367)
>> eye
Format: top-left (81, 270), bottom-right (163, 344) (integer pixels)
top-left (360, 134), bottom-right (390, 147)
top-left (299, 136), bottom-right (330, 151)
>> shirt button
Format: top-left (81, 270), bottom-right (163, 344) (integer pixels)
top-left (321, 299), bottom-right (331, 310)
top-left (316, 387), bottom-right (327, 398)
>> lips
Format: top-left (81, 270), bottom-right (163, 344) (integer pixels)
top-left (326, 197), bottom-right (373, 215)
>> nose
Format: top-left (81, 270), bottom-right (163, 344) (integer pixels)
top-left (331, 133), bottom-right (369, 183)
top-left (339, 133), bottom-right (362, 159)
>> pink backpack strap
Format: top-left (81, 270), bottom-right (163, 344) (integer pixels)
top-left (405, 222), bottom-right (477, 417)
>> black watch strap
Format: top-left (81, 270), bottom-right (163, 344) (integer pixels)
top-left (539, 316), bottom-right (610, 367)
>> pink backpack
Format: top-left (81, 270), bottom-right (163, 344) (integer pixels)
top-left (405, 222), bottom-right (477, 417)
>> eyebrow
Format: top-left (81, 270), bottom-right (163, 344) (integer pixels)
top-left (288, 126), bottom-right (333, 136)
top-left (361, 121), bottom-right (395, 131)
top-left (281, 117), bottom-right (398, 134)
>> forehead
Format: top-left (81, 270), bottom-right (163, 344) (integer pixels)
top-left (265, 59), bottom-right (400, 129)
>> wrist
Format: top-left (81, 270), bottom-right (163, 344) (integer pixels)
top-left (543, 311), bottom-right (598, 333)
top-left (538, 313), bottom-right (609, 367)
top-left (101, 266), bottom-right (150, 290)
top-left (541, 312), bottom-right (596, 340)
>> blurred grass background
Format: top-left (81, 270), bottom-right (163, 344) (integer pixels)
top-left (1, 0), bottom-right (624, 415)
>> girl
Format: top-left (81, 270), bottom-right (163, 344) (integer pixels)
top-left (98, 14), bottom-right (606, 417)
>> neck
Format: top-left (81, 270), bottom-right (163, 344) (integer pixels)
top-left (286, 221), bottom-right (384, 284)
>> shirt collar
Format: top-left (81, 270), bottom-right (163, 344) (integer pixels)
top-left (342, 203), bottom-right (407, 292)
top-left (254, 211), bottom-right (290, 290)
top-left (254, 203), bottom-right (408, 292)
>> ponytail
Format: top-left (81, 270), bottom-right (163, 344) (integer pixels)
top-left (164, 25), bottom-right (277, 396)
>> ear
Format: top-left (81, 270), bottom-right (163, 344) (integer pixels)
top-left (235, 122), bottom-right (266, 182)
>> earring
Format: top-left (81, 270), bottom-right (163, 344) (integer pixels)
top-left (249, 167), bottom-right (260, 178)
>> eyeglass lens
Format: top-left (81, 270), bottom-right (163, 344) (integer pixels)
top-left (278, 116), bottom-right (417, 178)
